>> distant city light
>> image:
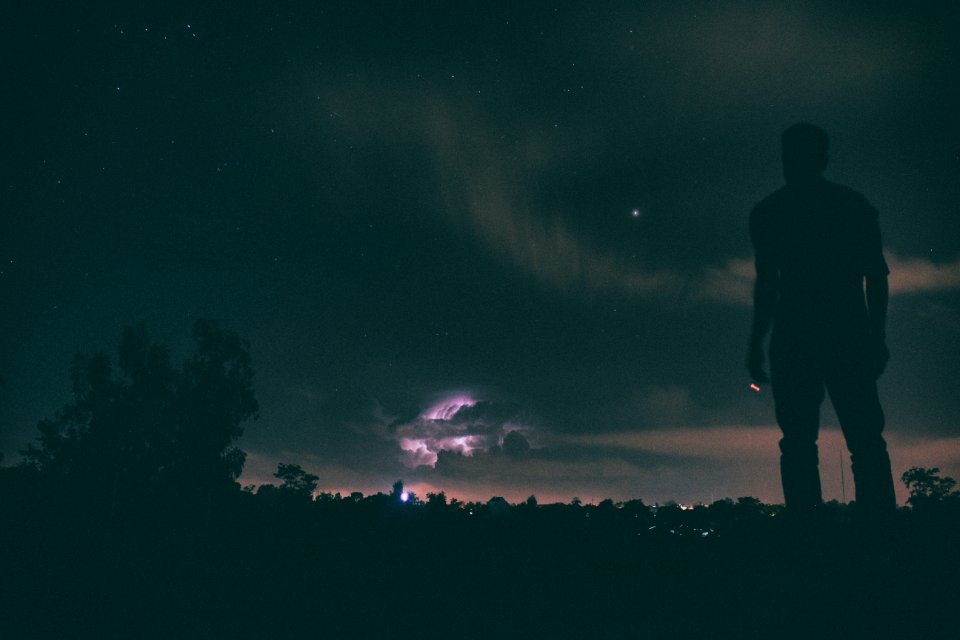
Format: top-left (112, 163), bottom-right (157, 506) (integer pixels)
top-left (400, 491), bottom-right (409, 503)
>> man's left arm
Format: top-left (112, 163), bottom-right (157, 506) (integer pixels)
top-left (747, 206), bottom-right (778, 383)
top-left (862, 198), bottom-right (890, 377)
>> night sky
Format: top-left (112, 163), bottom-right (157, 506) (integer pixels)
top-left (3, 2), bottom-right (959, 505)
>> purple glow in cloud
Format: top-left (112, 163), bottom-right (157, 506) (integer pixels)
top-left (394, 393), bottom-right (483, 467)
top-left (423, 394), bottom-right (476, 420)
top-left (399, 434), bottom-right (486, 466)
top-left (396, 392), bottom-right (532, 468)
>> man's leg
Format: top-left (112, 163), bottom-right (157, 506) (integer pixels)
top-left (826, 369), bottom-right (896, 516)
top-left (771, 348), bottom-right (825, 512)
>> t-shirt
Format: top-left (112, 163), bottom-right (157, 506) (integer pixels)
top-left (750, 178), bottom-right (888, 341)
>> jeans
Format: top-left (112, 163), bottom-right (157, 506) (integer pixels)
top-left (770, 333), bottom-right (896, 514)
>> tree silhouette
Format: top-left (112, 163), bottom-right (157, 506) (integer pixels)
top-left (426, 491), bottom-right (448, 510)
top-left (901, 467), bottom-right (959, 510)
top-left (22, 320), bottom-right (258, 503)
top-left (274, 463), bottom-right (319, 499)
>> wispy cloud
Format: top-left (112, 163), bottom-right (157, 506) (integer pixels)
top-left (887, 253), bottom-right (960, 295)
top-left (696, 252), bottom-right (960, 306)
top-left (417, 103), bottom-right (686, 299)
top-left (696, 258), bottom-right (755, 305)
top-left (308, 77), bottom-right (960, 307)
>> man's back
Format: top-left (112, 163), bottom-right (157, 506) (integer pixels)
top-left (750, 177), bottom-right (888, 343)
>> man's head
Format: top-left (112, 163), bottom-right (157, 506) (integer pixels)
top-left (781, 122), bottom-right (829, 183)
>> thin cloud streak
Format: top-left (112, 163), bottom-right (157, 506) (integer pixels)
top-left (887, 253), bottom-right (960, 295)
top-left (697, 252), bottom-right (960, 306)
top-left (422, 103), bottom-right (684, 299)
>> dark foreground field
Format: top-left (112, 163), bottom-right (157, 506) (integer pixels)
top-left (3, 492), bottom-right (958, 640)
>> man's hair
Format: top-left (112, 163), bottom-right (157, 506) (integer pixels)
top-left (781, 122), bottom-right (829, 178)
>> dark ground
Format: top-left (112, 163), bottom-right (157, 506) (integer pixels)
top-left (2, 487), bottom-right (958, 640)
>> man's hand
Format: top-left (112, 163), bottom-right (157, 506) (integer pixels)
top-left (747, 341), bottom-right (770, 384)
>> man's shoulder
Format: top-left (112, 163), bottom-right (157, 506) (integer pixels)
top-left (822, 179), bottom-right (870, 200)
top-left (822, 180), bottom-right (878, 220)
top-left (752, 180), bottom-right (876, 218)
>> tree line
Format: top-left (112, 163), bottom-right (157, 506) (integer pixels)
top-left (2, 321), bottom-right (958, 522)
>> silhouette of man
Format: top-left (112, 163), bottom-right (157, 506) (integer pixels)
top-left (747, 123), bottom-right (896, 519)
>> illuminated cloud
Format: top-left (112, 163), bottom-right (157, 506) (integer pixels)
top-left (422, 394), bottom-right (477, 421)
top-left (392, 394), bottom-right (529, 468)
